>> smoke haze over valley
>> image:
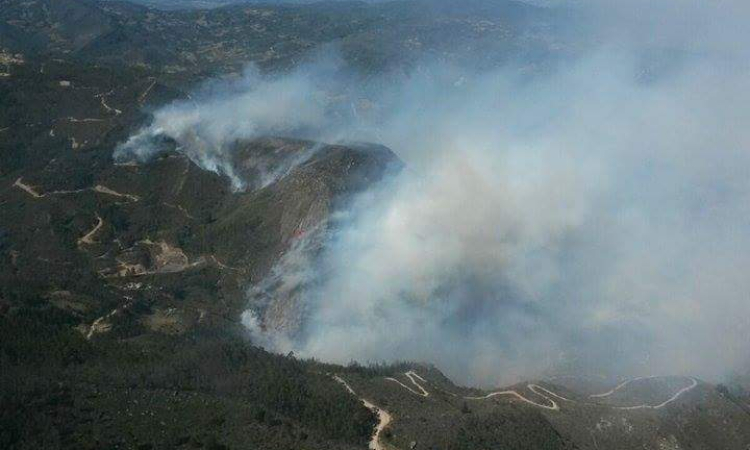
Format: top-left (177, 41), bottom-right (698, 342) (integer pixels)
top-left (5, 1), bottom-right (750, 448)
top-left (116, 0), bottom-right (750, 386)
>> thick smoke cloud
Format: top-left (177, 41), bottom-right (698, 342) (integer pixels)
top-left (122, 0), bottom-right (750, 386)
top-left (251, 53), bottom-right (750, 386)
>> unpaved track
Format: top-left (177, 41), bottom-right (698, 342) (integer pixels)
top-left (86, 307), bottom-right (117, 339)
top-left (611, 378), bottom-right (698, 410)
top-left (208, 255), bottom-right (244, 272)
top-left (330, 372), bottom-right (699, 450)
top-left (590, 376), bottom-right (657, 398)
top-left (388, 371), bottom-right (699, 413)
top-left (14, 177), bottom-right (90, 198)
top-left (465, 384), bottom-right (563, 411)
top-left (388, 370), bottom-right (560, 410)
top-left (163, 202), bottom-right (195, 219)
top-left (86, 302), bottom-right (132, 340)
top-left (97, 92), bottom-right (122, 115)
top-left (139, 79), bottom-right (157, 104)
top-left (334, 376), bottom-right (393, 450)
top-left (13, 177), bottom-right (139, 202)
top-left (13, 177), bottom-right (43, 198)
top-left (78, 215), bottom-right (103, 245)
top-left (385, 371), bottom-right (430, 397)
top-left (65, 117), bottom-right (105, 123)
top-left (93, 185), bottom-right (140, 202)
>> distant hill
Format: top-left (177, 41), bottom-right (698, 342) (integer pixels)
top-left (1, 0), bottom-right (565, 79)
top-left (98, 0), bottom-right (389, 11)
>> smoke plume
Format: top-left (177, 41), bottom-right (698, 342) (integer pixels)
top-left (121, 0), bottom-right (750, 386)
top-left (114, 60), bottom-right (343, 190)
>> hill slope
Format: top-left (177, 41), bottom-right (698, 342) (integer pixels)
top-left (2, 1), bottom-right (750, 449)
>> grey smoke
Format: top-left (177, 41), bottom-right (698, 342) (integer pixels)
top-left (245, 48), bottom-right (750, 386)
top-left (120, 0), bottom-right (750, 386)
top-left (114, 62), bottom-right (341, 190)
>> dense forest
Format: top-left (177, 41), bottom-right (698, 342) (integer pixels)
top-left (0, 302), bottom-right (378, 449)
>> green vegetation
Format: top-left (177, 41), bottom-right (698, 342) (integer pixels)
top-left (0, 305), bottom-right (376, 449)
top-left (3, 1), bottom-right (750, 449)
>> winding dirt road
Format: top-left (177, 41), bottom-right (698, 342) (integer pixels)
top-left (388, 370), bottom-right (562, 410)
top-left (466, 384), bottom-right (566, 410)
top-left (334, 375), bottom-right (393, 450)
top-left (78, 215), bottom-right (103, 246)
top-left (387, 371), bottom-right (699, 413)
top-left (385, 371), bottom-right (430, 397)
top-left (610, 378), bottom-right (698, 410)
top-left (589, 376), bottom-right (660, 398)
top-left (13, 177), bottom-right (139, 202)
top-left (97, 92), bottom-right (122, 115)
top-left (85, 302), bottom-right (132, 340)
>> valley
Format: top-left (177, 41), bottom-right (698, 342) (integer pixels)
top-left (2, 0), bottom-right (750, 449)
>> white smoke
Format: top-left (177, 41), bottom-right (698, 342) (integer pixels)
top-left (249, 20), bottom-right (750, 385)
top-left (121, 0), bottom-right (750, 386)
top-left (114, 61), bottom-right (340, 190)
top-left (241, 48), bottom-right (749, 386)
